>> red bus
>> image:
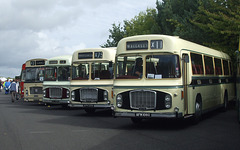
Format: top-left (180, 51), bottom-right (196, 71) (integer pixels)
top-left (20, 63), bottom-right (26, 99)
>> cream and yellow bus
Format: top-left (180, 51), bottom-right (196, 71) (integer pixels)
top-left (43, 55), bottom-right (72, 107)
top-left (24, 58), bottom-right (46, 102)
top-left (113, 35), bottom-right (235, 123)
top-left (70, 48), bottom-right (116, 113)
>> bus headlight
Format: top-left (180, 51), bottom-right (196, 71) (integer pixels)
top-left (71, 91), bottom-right (75, 101)
top-left (104, 91), bottom-right (108, 101)
top-left (66, 90), bottom-right (70, 98)
top-left (116, 94), bottom-right (123, 108)
top-left (43, 90), bottom-right (46, 97)
top-left (165, 94), bottom-right (172, 109)
top-left (26, 90), bottom-right (28, 96)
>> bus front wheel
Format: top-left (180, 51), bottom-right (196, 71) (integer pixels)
top-left (192, 98), bottom-right (202, 124)
top-left (221, 92), bottom-right (228, 112)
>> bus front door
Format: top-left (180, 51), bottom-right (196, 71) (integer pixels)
top-left (182, 53), bottom-right (190, 116)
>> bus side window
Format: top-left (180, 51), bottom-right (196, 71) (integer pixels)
top-left (223, 60), bottom-right (229, 75)
top-left (214, 58), bottom-right (222, 75)
top-left (204, 56), bottom-right (214, 75)
top-left (191, 53), bottom-right (203, 75)
top-left (229, 62), bottom-right (233, 75)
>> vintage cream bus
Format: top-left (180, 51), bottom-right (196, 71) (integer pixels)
top-left (24, 58), bottom-right (46, 102)
top-left (112, 35), bottom-right (235, 123)
top-left (70, 48), bottom-right (116, 113)
top-left (43, 55), bottom-right (72, 107)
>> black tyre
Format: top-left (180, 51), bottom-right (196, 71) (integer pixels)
top-left (221, 93), bottom-right (228, 112)
top-left (192, 98), bottom-right (202, 124)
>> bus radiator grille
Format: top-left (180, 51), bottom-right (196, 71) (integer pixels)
top-left (30, 87), bottom-right (43, 94)
top-left (80, 88), bottom-right (98, 102)
top-left (130, 90), bottom-right (156, 110)
top-left (49, 88), bottom-right (62, 98)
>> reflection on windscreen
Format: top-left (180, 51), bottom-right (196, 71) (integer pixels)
top-left (72, 63), bottom-right (89, 80)
top-left (44, 66), bottom-right (70, 81)
top-left (25, 67), bottom-right (45, 82)
top-left (116, 55), bottom-right (180, 79)
top-left (146, 55), bottom-right (180, 78)
top-left (72, 62), bottom-right (114, 80)
top-left (45, 67), bottom-right (57, 81)
top-left (91, 62), bottom-right (113, 80)
top-left (116, 56), bottom-right (142, 79)
top-left (58, 66), bottom-right (70, 81)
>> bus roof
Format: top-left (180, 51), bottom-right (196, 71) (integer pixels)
top-left (45, 55), bottom-right (72, 66)
top-left (72, 47), bottom-right (117, 63)
top-left (117, 34), bottom-right (230, 59)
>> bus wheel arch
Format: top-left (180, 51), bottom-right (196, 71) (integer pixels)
top-left (192, 94), bottom-right (202, 124)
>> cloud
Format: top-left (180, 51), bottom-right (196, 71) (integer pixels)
top-left (0, 0), bottom-right (85, 31)
top-left (34, 32), bottom-right (86, 58)
top-left (0, 66), bottom-right (21, 78)
top-left (0, 0), bottom-right (157, 77)
top-left (0, 30), bottom-right (38, 65)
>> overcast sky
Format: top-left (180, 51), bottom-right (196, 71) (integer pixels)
top-left (0, 0), bottom-right (157, 78)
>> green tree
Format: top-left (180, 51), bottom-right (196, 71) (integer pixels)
top-left (101, 23), bottom-right (124, 47)
top-left (124, 9), bottom-right (161, 36)
top-left (156, 0), bottom-right (175, 35)
top-left (156, 0), bottom-right (204, 44)
top-left (103, 0), bottom-right (240, 63)
top-left (192, 0), bottom-right (240, 57)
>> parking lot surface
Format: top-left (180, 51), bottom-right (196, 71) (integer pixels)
top-left (0, 91), bottom-right (240, 150)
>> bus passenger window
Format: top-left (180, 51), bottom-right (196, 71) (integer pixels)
top-left (229, 62), bottom-right (233, 75)
top-left (132, 58), bottom-right (143, 77)
top-left (72, 63), bottom-right (89, 80)
top-left (204, 56), bottom-right (214, 75)
top-left (214, 58), bottom-right (222, 75)
top-left (146, 55), bottom-right (180, 79)
top-left (191, 53), bottom-right (203, 75)
top-left (223, 60), bottom-right (229, 75)
top-left (91, 62), bottom-right (113, 80)
top-left (116, 56), bottom-right (142, 79)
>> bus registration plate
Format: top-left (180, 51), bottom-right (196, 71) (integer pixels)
top-left (83, 104), bottom-right (94, 108)
top-left (135, 113), bottom-right (151, 117)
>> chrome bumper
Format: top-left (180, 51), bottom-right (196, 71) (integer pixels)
top-left (113, 111), bottom-right (183, 118)
top-left (69, 103), bottom-right (111, 108)
top-left (42, 99), bottom-right (70, 104)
